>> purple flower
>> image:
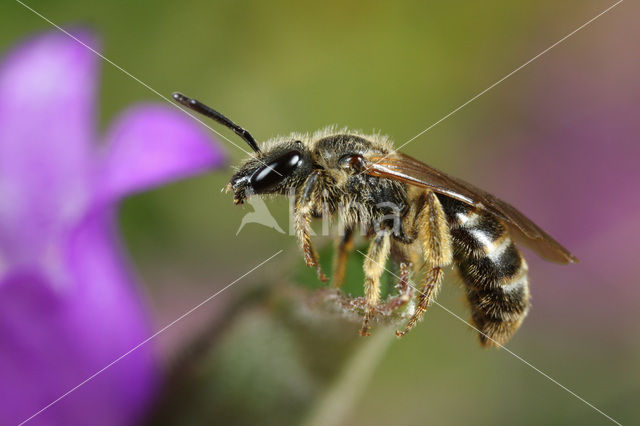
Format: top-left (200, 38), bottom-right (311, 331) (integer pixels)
top-left (0, 30), bottom-right (225, 425)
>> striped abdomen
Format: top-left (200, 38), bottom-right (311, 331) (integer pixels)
top-left (438, 195), bottom-right (530, 347)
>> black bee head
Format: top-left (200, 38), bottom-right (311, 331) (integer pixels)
top-left (170, 93), bottom-right (315, 205)
top-left (227, 141), bottom-right (313, 204)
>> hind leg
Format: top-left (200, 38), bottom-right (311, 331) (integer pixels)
top-left (397, 191), bottom-right (453, 337)
top-left (360, 231), bottom-right (391, 336)
top-left (396, 266), bottom-right (445, 337)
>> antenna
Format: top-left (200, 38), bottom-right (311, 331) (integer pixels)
top-left (172, 92), bottom-right (261, 153)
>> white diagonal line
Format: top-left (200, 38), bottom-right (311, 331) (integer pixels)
top-left (19, 250), bottom-right (283, 425)
top-left (356, 249), bottom-right (622, 426)
top-left (378, 0), bottom-right (624, 163)
top-left (14, 0), bottom-right (284, 178)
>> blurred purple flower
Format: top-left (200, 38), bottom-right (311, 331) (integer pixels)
top-left (0, 30), bottom-right (225, 425)
top-left (511, 101), bottom-right (640, 318)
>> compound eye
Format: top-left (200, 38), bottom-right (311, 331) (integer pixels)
top-left (250, 150), bottom-right (303, 193)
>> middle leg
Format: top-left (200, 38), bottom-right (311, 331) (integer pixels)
top-left (332, 226), bottom-right (355, 289)
top-left (360, 231), bottom-right (391, 336)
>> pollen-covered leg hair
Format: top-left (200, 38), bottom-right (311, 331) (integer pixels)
top-left (397, 191), bottom-right (453, 337)
top-left (360, 231), bottom-right (391, 336)
top-left (295, 170), bottom-right (327, 282)
top-left (332, 227), bottom-right (354, 289)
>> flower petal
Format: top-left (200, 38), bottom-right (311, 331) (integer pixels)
top-left (0, 30), bottom-right (97, 269)
top-left (0, 211), bottom-right (158, 425)
top-left (97, 105), bottom-right (226, 203)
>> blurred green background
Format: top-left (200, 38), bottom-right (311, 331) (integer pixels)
top-left (2, 1), bottom-right (637, 424)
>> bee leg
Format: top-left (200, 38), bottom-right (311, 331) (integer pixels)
top-left (386, 261), bottom-right (413, 310)
top-left (331, 226), bottom-right (355, 288)
top-left (374, 261), bottom-right (415, 319)
top-left (360, 231), bottom-right (391, 336)
top-left (296, 210), bottom-right (327, 282)
top-left (396, 267), bottom-right (445, 337)
top-left (295, 170), bottom-right (327, 282)
top-left (397, 191), bottom-right (453, 337)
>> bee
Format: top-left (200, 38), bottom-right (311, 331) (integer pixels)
top-left (173, 92), bottom-right (577, 346)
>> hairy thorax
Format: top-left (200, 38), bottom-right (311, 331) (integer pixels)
top-left (310, 134), bottom-right (409, 234)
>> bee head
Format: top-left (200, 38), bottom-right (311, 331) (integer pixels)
top-left (172, 92), bottom-right (312, 203)
top-left (228, 141), bottom-right (312, 204)
top-left (171, 92), bottom-right (315, 204)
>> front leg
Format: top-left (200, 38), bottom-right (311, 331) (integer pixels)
top-left (360, 231), bottom-right (391, 336)
top-left (294, 170), bottom-right (327, 282)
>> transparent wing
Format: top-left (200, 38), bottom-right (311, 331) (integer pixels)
top-left (364, 152), bottom-right (578, 264)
